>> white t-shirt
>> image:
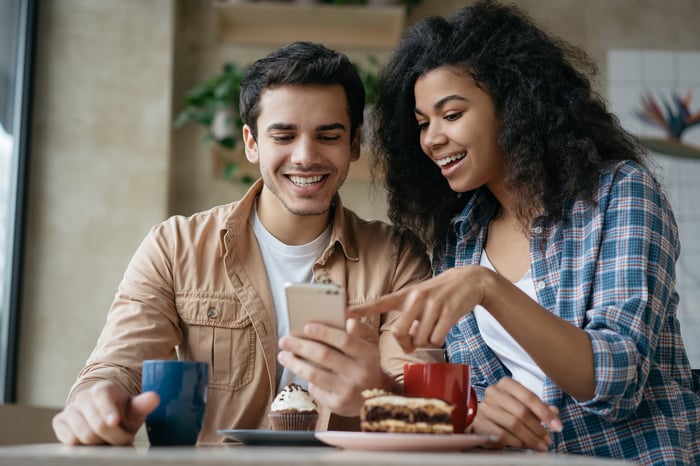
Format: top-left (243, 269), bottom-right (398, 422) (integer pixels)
top-left (473, 251), bottom-right (546, 399)
top-left (250, 202), bottom-right (331, 390)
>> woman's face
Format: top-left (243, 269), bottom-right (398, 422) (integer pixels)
top-left (414, 66), bottom-right (506, 195)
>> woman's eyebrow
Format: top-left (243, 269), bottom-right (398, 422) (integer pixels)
top-left (414, 94), bottom-right (467, 115)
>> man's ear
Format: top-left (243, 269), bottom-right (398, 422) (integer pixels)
top-left (350, 128), bottom-right (361, 162)
top-left (243, 124), bottom-right (259, 164)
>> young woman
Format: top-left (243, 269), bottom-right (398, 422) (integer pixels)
top-left (349, 1), bottom-right (700, 464)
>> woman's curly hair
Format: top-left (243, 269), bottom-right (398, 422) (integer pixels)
top-left (370, 0), bottom-right (646, 250)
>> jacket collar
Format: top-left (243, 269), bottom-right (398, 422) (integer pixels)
top-left (221, 178), bottom-right (358, 262)
top-left (451, 187), bottom-right (500, 238)
top-left (325, 192), bottom-right (359, 263)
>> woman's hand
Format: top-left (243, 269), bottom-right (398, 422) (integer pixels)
top-left (473, 377), bottom-right (562, 452)
top-left (348, 266), bottom-right (494, 352)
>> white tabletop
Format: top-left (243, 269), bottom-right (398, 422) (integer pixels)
top-left (0, 443), bottom-right (639, 466)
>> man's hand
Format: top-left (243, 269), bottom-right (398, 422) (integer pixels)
top-left (472, 377), bottom-right (562, 452)
top-left (277, 318), bottom-right (391, 417)
top-left (52, 380), bottom-right (160, 445)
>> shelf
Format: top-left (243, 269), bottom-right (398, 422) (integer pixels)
top-left (213, 1), bottom-right (405, 49)
top-left (638, 137), bottom-right (700, 159)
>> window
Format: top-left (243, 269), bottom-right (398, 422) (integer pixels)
top-left (0, 0), bottom-right (37, 403)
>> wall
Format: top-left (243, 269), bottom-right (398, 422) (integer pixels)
top-left (168, 0), bottom-right (395, 221)
top-left (17, 0), bottom-right (700, 409)
top-left (168, 0), bottom-right (700, 216)
top-left (607, 49), bottom-right (700, 365)
top-left (18, 0), bottom-right (174, 405)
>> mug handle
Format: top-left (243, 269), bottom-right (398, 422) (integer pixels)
top-left (466, 385), bottom-right (478, 428)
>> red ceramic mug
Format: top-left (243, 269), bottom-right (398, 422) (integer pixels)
top-left (403, 362), bottom-right (478, 434)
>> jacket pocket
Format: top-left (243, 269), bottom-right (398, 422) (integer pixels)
top-left (177, 293), bottom-right (255, 392)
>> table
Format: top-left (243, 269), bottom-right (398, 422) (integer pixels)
top-left (0, 443), bottom-right (639, 466)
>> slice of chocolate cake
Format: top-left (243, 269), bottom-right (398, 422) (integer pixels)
top-left (360, 389), bottom-right (454, 434)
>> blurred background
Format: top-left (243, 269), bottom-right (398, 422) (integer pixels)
top-left (1, 0), bottom-right (699, 414)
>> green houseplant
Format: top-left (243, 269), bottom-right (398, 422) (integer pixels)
top-left (174, 59), bottom-right (381, 182)
top-left (174, 63), bottom-right (252, 182)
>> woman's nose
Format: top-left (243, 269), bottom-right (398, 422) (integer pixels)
top-left (422, 122), bottom-right (447, 152)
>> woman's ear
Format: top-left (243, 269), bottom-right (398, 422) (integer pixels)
top-left (243, 124), bottom-right (259, 164)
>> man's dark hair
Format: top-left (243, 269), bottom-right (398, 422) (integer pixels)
top-left (240, 41), bottom-right (365, 142)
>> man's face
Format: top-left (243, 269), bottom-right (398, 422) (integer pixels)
top-left (244, 84), bottom-right (360, 223)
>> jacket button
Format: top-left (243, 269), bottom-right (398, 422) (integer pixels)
top-left (536, 280), bottom-right (546, 290)
top-left (207, 308), bottom-right (219, 319)
top-left (533, 226), bottom-right (543, 234)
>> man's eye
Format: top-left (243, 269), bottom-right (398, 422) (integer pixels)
top-left (271, 134), bottom-right (294, 141)
top-left (319, 135), bottom-right (341, 141)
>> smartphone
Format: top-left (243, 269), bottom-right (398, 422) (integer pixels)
top-left (284, 282), bottom-right (346, 337)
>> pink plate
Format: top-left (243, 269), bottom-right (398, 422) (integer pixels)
top-left (314, 431), bottom-right (489, 452)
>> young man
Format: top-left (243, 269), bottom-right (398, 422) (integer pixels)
top-left (52, 42), bottom-right (434, 445)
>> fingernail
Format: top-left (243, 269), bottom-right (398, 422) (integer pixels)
top-left (106, 413), bottom-right (116, 425)
top-left (278, 352), bottom-right (288, 363)
top-left (537, 441), bottom-right (548, 452)
top-left (551, 419), bottom-right (563, 432)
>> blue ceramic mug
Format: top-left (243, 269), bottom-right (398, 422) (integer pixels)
top-left (142, 360), bottom-right (208, 446)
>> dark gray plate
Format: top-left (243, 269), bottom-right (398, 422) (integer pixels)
top-left (218, 429), bottom-right (327, 446)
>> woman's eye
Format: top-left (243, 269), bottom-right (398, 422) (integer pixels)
top-left (445, 112), bottom-right (462, 121)
top-left (417, 121), bottom-right (429, 131)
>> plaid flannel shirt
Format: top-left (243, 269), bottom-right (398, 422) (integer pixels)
top-left (438, 160), bottom-right (699, 465)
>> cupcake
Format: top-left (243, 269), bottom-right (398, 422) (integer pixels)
top-left (268, 383), bottom-right (319, 431)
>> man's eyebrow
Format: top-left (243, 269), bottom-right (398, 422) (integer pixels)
top-left (414, 94), bottom-right (467, 115)
top-left (316, 123), bottom-right (346, 132)
top-left (264, 123), bottom-right (346, 132)
top-left (266, 123), bottom-right (296, 131)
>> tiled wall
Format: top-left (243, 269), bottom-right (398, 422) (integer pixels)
top-left (608, 50), bottom-right (700, 367)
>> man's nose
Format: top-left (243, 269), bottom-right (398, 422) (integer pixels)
top-left (290, 136), bottom-right (321, 165)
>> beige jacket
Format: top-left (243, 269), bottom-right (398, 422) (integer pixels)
top-left (69, 180), bottom-right (434, 442)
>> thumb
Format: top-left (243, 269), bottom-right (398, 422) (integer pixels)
top-left (546, 404), bottom-right (563, 432)
top-left (121, 392), bottom-right (160, 433)
top-left (347, 293), bottom-right (401, 318)
top-left (346, 318), bottom-right (379, 344)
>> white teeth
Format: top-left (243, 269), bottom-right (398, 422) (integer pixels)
top-left (436, 152), bottom-right (467, 167)
top-left (289, 175), bottom-right (324, 186)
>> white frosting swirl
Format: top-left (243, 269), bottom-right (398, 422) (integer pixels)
top-left (271, 383), bottom-right (318, 412)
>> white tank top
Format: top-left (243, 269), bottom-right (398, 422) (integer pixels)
top-left (250, 201), bottom-right (331, 390)
top-left (472, 251), bottom-right (546, 399)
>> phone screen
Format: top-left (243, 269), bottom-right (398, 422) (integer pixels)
top-left (284, 282), bottom-right (346, 337)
